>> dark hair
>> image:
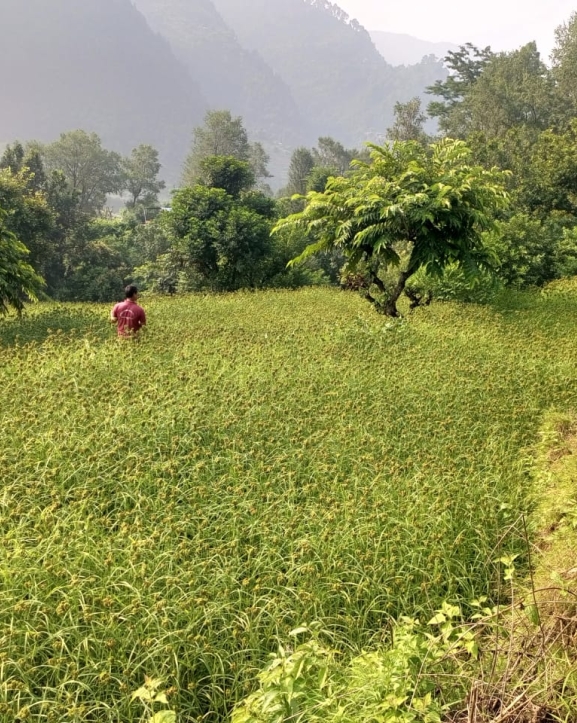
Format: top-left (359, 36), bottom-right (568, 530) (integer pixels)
top-left (125, 284), bottom-right (138, 299)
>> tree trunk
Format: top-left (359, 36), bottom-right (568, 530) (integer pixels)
top-left (384, 270), bottom-right (411, 317)
top-left (366, 268), bottom-right (412, 317)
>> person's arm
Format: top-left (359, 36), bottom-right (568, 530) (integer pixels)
top-left (139, 308), bottom-right (146, 329)
top-left (110, 304), bottom-right (119, 324)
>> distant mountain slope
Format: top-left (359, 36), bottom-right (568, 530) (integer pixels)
top-left (371, 32), bottom-right (459, 66)
top-left (0, 0), bottom-right (206, 183)
top-left (0, 0), bottom-right (449, 189)
top-left (134, 0), bottom-right (310, 146)
top-left (212, 0), bottom-right (447, 145)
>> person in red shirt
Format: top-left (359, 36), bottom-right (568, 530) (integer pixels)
top-left (110, 285), bottom-right (146, 337)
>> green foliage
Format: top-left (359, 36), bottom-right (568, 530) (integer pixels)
top-left (552, 12), bottom-right (577, 118)
top-left (283, 139), bottom-right (366, 198)
top-left (122, 144), bottom-right (166, 209)
top-left (0, 141), bottom-right (25, 173)
top-left (286, 148), bottom-right (316, 196)
top-left (311, 138), bottom-right (359, 176)
top-left (137, 161), bottom-right (329, 295)
top-left (486, 214), bottom-right (577, 288)
top-left (406, 265), bottom-right (500, 305)
top-left (133, 252), bottom-right (180, 294)
top-left (0, 207), bottom-right (44, 313)
top-left (276, 139), bottom-right (509, 316)
top-left (156, 182), bottom-right (274, 292)
top-left (183, 111), bottom-right (269, 188)
top-left (305, 167), bottom-right (335, 194)
top-left (56, 240), bottom-right (129, 303)
top-left (249, 143), bottom-right (272, 183)
top-left (518, 123), bottom-right (577, 216)
top-left (387, 98), bottom-right (430, 144)
top-left (51, 217), bottom-right (136, 302)
top-left (428, 43), bottom-right (555, 139)
top-left (3, 287), bottom-right (577, 719)
top-left (427, 44), bottom-right (494, 137)
top-left (233, 608), bottom-right (484, 723)
top-left (0, 166), bottom-right (55, 274)
top-left (199, 156), bottom-right (256, 197)
top-left (132, 677), bottom-right (177, 723)
top-left (42, 130), bottom-right (123, 215)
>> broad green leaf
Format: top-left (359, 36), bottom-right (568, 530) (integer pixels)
top-left (427, 613), bottom-right (446, 625)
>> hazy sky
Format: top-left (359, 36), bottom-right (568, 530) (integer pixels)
top-left (336, 0), bottom-right (576, 58)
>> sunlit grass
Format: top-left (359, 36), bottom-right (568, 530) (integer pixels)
top-left (1, 287), bottom-right (577, 721)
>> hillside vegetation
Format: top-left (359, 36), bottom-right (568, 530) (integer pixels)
top-left (2, 288), bottom-right (577, 721)
top-left (0, 0), bottom-right (447, 183)
top-left (134, 0), bottom-right (308, 147)
top-left (212, 0), bottom-right (446, 144)
top-left (0, 0), bottom-right (206, 184)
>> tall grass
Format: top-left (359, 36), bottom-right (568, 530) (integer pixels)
top-left (1, 288), bottom-right (576, 722)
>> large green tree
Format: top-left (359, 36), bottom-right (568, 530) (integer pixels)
top-left (42, 130), bottom-right (123, 215)
top-left (0, 142), bottom-right (25, 173)
top-left (197, 156), bottom-right (255, 198)
top-left (0, 168), bottom-right (55, 276)
top-left (387, 98), bottom-right (429, 144)
top-left (275, 139), bottom-right (509, 317)
top-left (183, 110), bottom-right (270, 187)
top-left (311, 137), bottom-right (359, 176)
top-left (283, 138), bottom-right (365, 198)
top-left (285, 147), bottom-right (316, 196)
top-left (0, 207), bottom-right (44, 314)
top-left (552, 13), bottom-right (577, 112)
top-left (428, 43), bottom-right (555, 140)
top-left (155, 156), bottom-right (275, 291)
top-left (122, 144), bottom-right (165, 209)
top-left (427, 44), bottom-right (494, 137)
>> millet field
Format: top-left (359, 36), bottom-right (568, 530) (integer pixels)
top-left (2, 287), bottom-right (577, 722)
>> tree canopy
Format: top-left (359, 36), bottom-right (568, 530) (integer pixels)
top-left (183, 111), bottom-right (270, 188)
top-left (0, 207), bottom-right (44, 314)
top-left (122, 144), bottom-right (165, 210)
top-left (275, 139), bottom-right (509, 316)
top-left (42, 130), bottom-right (123, 215)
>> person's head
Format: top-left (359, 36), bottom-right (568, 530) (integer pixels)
top-left (125, 284), bottom-right (138, 301)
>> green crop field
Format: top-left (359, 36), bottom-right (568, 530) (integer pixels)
top-left (1, 287), bottom-right (577, 722)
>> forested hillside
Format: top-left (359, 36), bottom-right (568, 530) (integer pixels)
top-left (211, 0), bottom-right (447, 144)
top-left (0, 0), bottom-right (447, 185)
top-left (0, 0), bottom-right (206, 183)
top-left (135, 0), bottom-right (310, 146)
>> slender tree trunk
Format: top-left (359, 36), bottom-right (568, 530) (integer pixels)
top-left (384, 270), bottom-right (411, 317)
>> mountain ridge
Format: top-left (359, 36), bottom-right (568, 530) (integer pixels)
top-left (211, 0), bottom-right (447, 145)
top-left (370, 31), bottom-right (459, 66)
top-left (134, 0), bottom-right (310, 147)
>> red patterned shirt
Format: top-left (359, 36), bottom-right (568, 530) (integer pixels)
top-left (111, 299), bottom-right (146, 337)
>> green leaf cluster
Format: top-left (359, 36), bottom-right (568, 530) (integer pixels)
top-left (0, 206), bottom-right (44, 314)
